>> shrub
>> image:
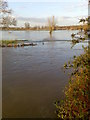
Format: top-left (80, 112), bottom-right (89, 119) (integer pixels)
top-left (55, 46), bottom-right (90, 119)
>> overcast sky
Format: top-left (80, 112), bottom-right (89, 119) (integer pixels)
top-left (8, 0), bottom-right (88, 26)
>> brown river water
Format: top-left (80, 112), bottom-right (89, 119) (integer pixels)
top-left (1, 30), bottom-right (88, 118)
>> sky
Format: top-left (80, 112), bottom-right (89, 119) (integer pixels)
top-left (7, 0), bottom-right (88, 27)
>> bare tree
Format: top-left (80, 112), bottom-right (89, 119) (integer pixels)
top-left (25, 22), bottom-right (30, 29)
top-left (48, 16), bottom-right (56, 35)
top-left (0, 0), bottom-right (17, 28)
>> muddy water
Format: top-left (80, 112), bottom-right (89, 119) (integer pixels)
top-left (2, 30), bottom-right (88, 118)
top-left (1, 30), bottom-right (78, 41)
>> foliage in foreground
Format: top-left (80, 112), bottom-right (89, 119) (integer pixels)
top-left (55, 46), bottom-right (90, 119)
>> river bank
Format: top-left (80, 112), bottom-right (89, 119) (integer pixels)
top-left (0, 40), bottom-right (37, 47)
top-left (0, 25), bottom-right (88, 31)
top-left (55, 45), bottom-right (90, 119)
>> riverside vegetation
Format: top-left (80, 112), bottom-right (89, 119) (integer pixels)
top-left (55, 18), bottom-right (90, 119)
top-left (55, 45), bottom-right (90, 119)
top-left (0, 40), bottom-right (37, 47)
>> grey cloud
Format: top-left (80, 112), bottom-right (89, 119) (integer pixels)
top-left (16, 15), bottom-right (87, 27)
top-left (17, 17), bottom-right (47, 23)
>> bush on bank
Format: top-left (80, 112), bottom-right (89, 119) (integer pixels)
top-left (55, 45), bottom-right (90, 119)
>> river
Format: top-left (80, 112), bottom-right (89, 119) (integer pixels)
top-left (1, 30), bottom-right (88, 118)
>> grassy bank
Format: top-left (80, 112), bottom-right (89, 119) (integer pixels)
top-left (0, 40), bottom-right (37, 47)
top-left (0, 40), bottom-right (22, 47)
top-left (0, 40), bottom-right (18, 45)
top-left (55, 45), bottom-right (90, 119)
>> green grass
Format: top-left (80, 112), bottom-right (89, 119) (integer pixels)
top-left (0, 40), bottom-right (26, 47)
top-left (0, 40), bottom-right (18, 45)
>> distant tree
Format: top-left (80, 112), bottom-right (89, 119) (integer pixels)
top-left (48, 16), bottom-right (56, 35)
top-left (25, 22), bottom-right (30, 29)
top-left (0, 0), bottom-right (17, 28)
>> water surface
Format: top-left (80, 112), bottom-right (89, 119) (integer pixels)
top-left (1, 30), bottom-right (78, 41)
top-left (2, 30), bottom-right (88, 118)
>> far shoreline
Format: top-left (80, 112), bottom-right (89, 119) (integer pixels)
top-left (0, 25), bottom-right (87, 31)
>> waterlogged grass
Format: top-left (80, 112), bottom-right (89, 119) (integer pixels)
top-left (55, 46), bottom-right (90, 119)
top-left (0, 40), bottom-right (22, 45)
top-left (0, 40), bottom-right (22, 47)
top-left (0, 40), bottom-right (37, 47)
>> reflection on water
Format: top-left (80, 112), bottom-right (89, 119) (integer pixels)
top-left (1, 30), bottom-right (78, 41)
top-left (2, 30), bottom-right (88, 118)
